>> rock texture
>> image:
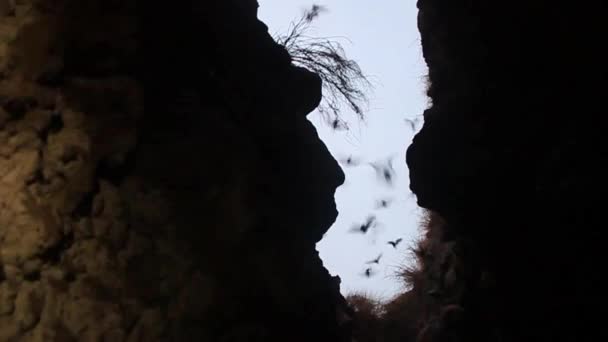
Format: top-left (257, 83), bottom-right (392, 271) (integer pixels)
top-left (5, 0), bottom-right (602, 341)
top-left (348, 3), bottom-right (608, 339)
top-left (405, 1), bottom-right (608, 342)
top-left (0, 1), bottom-right (349, 341)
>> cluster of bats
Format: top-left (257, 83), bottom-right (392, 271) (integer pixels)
top-left (332, 116), bottom-right (422, 278)
top-left (331, 116), bottom-right (421, 134)
top-left (337, 154), bottom-right (405, 278)
top-left (339, 154), bottom-right (397, 187)
top-left (352, 214), bottom-right (403, 278)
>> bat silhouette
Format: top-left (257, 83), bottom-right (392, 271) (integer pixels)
top-left (331, 118), bottom-right (349, 131)
top-left (362, 267), bottom-right (377, 278)
top-left (387, 238), bottom-right (403, 248)
top-left (366, 253), bottom-right (383, 265)
top-left (404, 117), bottom-right (420, 131)
top-left (348, 215), bottom-right (377, 234)
top-left (305, 4), bottom-right (328, 22)
top-left (375, 197), bottom-right (393, 209)
top-left (368, 156), bottom-right (396, 186)
top-left (338, 155), bottom-right (361, 167)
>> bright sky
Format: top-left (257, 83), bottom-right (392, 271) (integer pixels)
top-left (258, 0), bottom-right (428, 301)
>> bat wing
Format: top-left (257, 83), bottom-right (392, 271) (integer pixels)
top-left (348, 224), bottom-right (363, 233)
top-left (368, 162), bottom-right (382, 172)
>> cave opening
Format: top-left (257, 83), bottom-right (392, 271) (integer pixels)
top-left (258, 0), bottom-right (429, 301)
top-left (1, 0), bottom-right (604, 340)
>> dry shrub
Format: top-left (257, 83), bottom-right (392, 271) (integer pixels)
top-left (343, 210), bottom-right (467, 342)
top-left (346, 292), bottom-right (384, 342)
top-left (275, 4), bottom-right (371, 126)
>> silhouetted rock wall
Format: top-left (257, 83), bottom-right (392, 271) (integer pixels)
top-left (0, 1), bottom-right (349, 341)
top-left (406, 1), bottom-right (608, 341)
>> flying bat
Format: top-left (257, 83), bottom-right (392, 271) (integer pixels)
top-left (338, 155), bottom-right (362, 167)
top-left (361, 267), bottom-right (377, 278)
top-left (348, 215), bottom-right (378, 234)
top-left (366, 253), bottom-right (383, 265)
top-left (331, 118), bottom-right (349, 131)
top-left (375, 197), bottom-right (394, 209)
top-left (387, 238), bottom-right (403, 248)
top-left (404, 117), bottom-right (421, 131)
top-left (368, 156), bottom-right (396, 186)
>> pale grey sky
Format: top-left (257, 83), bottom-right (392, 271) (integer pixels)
top-left (258, 0), bottom-right (428, 300)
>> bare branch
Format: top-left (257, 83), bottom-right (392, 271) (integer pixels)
top-left (274, 4), bottom-right (372, 127)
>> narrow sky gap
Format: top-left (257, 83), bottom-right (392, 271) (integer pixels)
top-left (258, 0), bottom-right (428, 300)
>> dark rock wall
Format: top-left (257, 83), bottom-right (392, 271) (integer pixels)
top-left (5, 0), bottom-right (602, 341)
top-left (0, 1), bottom-right (349, 341)
top-left (406, 1), bottom-right (608, 341)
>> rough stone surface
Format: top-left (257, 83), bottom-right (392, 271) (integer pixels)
top-left (0, 1), bottom-right (349, 341)
top-left (404, 1), bottom-right (608, 342)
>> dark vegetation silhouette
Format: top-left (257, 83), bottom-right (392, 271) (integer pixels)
top-left (275, 4), bottom-right (372, 126)
top-left (346, 293), bottom-right (384, 341)
top-left (343, 210), bottom-right (470, 342)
